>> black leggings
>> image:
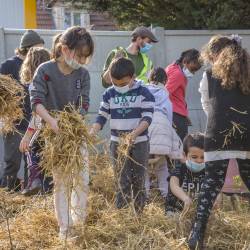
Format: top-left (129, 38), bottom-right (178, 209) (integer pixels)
top-left (196, 159), bottom-right (250, 221)
top-left (173, 112), bottom-right (188, 141)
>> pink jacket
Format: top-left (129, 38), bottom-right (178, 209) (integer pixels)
top-left (165, 63), bottom-right (188, 117)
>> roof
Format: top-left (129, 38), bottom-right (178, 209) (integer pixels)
top-left (36, 1), bottom-right (55, 29)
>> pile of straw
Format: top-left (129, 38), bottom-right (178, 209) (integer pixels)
top-left (0, 153), bottom-right (250, 249)
top-left (0, 75), bottom-right (24, 133)
top-left (39, 106), bottom-right (96, 179)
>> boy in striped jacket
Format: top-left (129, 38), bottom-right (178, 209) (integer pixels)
top-left (91, 57), bottom-right (155, 213)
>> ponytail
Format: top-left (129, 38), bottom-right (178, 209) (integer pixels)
top-left (51, 33), bottom-right (62, 59)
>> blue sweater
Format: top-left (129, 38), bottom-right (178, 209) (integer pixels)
top-left (96, 80), bottom-right (155, 143)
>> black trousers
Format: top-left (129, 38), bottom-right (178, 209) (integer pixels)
top-left (110, 141), bottom-right (149, 212)
top-left (195, 159), bottom-right (250, 222)
top-left (173, 112), bottom-right (188, 141)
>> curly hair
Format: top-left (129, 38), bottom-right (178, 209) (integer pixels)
top-left (20, 47), bottom-right (50, 84)
top-left (149, 67), bottom-right (167, 85)
top-left (201, 35), bottom-right (250, 95)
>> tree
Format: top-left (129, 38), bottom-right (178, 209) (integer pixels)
top-left (62, 0), bottom-right (250, 29)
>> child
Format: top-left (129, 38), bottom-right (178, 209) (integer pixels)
top-left (165, 49), bottom-right (202, 141)
top-left (165, 133), bottom-right (205, 216)
top-left (0, 30), bottom-right (44, 191)
top-left (91, 57), bottom-right (155, 213)
top-left (30, 26), bottom-right (94, 240)
top-left (188, 35), bottom-right (250, 250)
top-left (19, 47), bottom-right (50, 195)
top-left (145, 67), bottom-right (183, 199)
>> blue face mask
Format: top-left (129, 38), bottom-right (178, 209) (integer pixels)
top-left (140, 43), bottom-right (153, 53)
top-left (186, 160), bottom-right (205, 173)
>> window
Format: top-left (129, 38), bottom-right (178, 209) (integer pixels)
top-left (64, 11), bottom-right (71, 28)
top-left (73, 13), bottom-right (81, 26)
top-left (63, 10), bottom-right (88, 29)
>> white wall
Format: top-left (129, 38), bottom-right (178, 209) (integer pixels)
top-left (0, 0), bottom-right (24, 28)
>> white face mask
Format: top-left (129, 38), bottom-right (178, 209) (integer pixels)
top-left (113, 84), bottom-right (130, 94)
top-left (183, 67), bottom-right (194, 79)
top-left (65, 57), bottom-right (82, 70)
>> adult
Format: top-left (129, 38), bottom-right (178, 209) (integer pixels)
top-left (102, 26), bottom-right (158, 88)
top-left (0, 30), bottom-right (44, 191)
top-left (165, 49), bottom-right (201, 141)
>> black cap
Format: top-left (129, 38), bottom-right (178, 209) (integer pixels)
top-left (20, 30), bottom-right (44, 49)
top-left (131, 26), bottom-right (158, 43)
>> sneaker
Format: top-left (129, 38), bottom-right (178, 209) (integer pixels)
top-left (21, 179), bottom-right (42, 196)
top-left (165, 211), bottom-right (176, 217)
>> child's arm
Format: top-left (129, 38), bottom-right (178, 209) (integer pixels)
top-left (35, 104), bottom-right (59, 133)
top-left (19, 128), bottom-right (35, 152)
top-left (199, 72), bottom-right (209, 116)
top-left (101, 51), bottom-right (116, 87)
top-left (170, 176), bottom-right (192, 207)
top-left (129, 121), bottom-right (150, 143)
top-left (129, 87), bottom-right (155, 142)
top-left (30, 66), bottom-right (59, 133)
top-left (19, 115), bottom-right (40, 152)
top-left (91, 90), bottom-right (110, 135)
top-left (90, 123), bottom-right (102, 135)
top-left (79, 70), bottom-right (90, 116)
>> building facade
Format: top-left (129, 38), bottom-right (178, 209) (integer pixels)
top-left (0, 0), bottom-right (116, 30)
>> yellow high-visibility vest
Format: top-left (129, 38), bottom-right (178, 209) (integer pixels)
top-left (113, 47), bottom-right (152, 84)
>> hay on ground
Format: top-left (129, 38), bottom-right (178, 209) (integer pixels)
top-left (0, 153), bottom-right (249, 250)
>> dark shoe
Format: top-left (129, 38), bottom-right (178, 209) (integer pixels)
top-left (188, 220), bottom-right (206, 250)
top-left (6, 176), bottom-right (20, 192)
top-left (42, 176), bottom-right (53, 193)
top-left (0, 177), bottom-right (7, 188)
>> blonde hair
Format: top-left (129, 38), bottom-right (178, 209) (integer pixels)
top-left (20, 47), bottom-right (50, 84)
top-left (201, 35), bottom-right (250, 95)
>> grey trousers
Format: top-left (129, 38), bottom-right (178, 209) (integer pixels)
top-left (110, 140), bottom-right (149, 212)
top-left (3, 131), bottom-right (23, 177)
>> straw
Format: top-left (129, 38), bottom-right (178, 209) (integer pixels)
top-left (0, 155), bottom-right (250, 249)
top-left (0, 75), bottom-right (25, 134)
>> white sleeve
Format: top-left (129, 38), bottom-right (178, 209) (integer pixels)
top-left (28, 115), bottom-right (42, 130)
top-left (28, 116), bottom-right (36, 129)
top-left (199, 72), bottom-right (209, 116)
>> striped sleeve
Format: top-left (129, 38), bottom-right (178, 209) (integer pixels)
top-left (95, 90), bottom-right (111, 128)
top-left (140, 86), bottom-right (155, 125)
